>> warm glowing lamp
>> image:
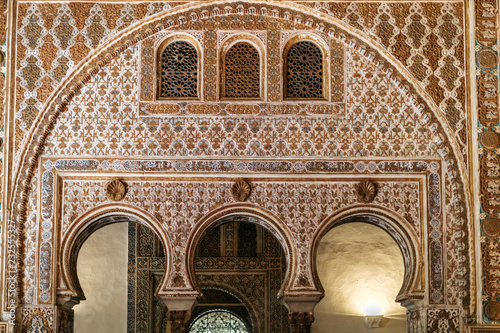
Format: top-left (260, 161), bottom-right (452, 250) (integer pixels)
top-left (363, 302), bottom-right (383, 328)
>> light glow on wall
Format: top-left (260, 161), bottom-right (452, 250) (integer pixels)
top-left (313, 222), bottom-right (407, 332)
top-left (363, 301), bottom-right (383, 316)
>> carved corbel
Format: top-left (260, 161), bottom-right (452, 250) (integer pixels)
top-left (56, 294), bottom-right (80, 309)
top-left (283, 294), bottom-right (322, 333)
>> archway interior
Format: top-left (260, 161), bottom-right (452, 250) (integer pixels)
top-left (74, 221), bottom-right (167, 333)
top-left (193, 217), bottom-right (290, 333)
top-left (313, 222), bottom-right (406, 333)
top-left (190, 290), bottom-right (251, 333)
top-left (74, 223), bottom-right (129, 332)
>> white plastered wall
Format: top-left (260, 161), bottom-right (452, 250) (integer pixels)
top-left (313, 222), bottom-right (407, 333)
top-left (74, 223), bottom-right (128, 332)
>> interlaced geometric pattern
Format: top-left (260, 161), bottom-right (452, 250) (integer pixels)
top-left (160, 41), bottom-right (198, 98)
top-left (286, 41), bottom-right (324, 99)
top-left (190, 310), bottom-right (249, 333)
top-left (224, 42), bottom-right (260, 98)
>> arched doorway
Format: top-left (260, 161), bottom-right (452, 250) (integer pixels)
top-left (313, 222), bottom-right (406, 332)
top-left (74, 223), bottom-right (129, 332)
top-left (190, 216), bottom-right (291, 333)
top-left (70, 218), bottom-right (169, 332)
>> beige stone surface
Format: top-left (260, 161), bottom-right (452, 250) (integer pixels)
top-left (74, 223), bottom-right (128, 332)
top-left (313, 222), bottom-right (406, 332)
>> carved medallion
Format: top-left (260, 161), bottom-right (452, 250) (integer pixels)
top-left (105, 180), bottom-right (127, 201)
top-left (485, 301), bottom-right (500, 321)
top-left (477, 49), bottom-right (498, 71)
top-left (483, 215), bottom-right (500, 238)
top-left (480, 129), bottom-right (500, 150)
top-left (232, 179), bottom-right (251, 202)
top-left (357, 180), bottom-right (377, 203)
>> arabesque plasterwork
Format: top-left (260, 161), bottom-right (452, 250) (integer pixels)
top-left (0, 1), bottom-right (481, 332)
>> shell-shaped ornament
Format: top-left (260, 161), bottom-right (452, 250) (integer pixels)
top-left (106, 179), bottom-right (127, 201)
top-left (232, 179), bottom-right (251, 202)
top-left (357, 180), bottom-right (377, 203)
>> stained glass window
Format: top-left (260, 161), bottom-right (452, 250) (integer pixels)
top-left (159, 41), bottom-right (198, 98)
top-left (190, 310), bottom-right (249, 333)
top-left (285, 41), bottom-right (324, 99)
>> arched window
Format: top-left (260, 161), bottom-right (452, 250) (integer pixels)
top-left (159, 40), bottom-right (198, 98)
top-left (222, 42), bottom-right (261, 99)
top-left (190, 310), bottom-right (249, 333)
top-left (285, 41), bottom-right (324, 99)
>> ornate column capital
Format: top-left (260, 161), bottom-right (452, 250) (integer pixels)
top-left (158, 293), bottom-right (198, 311)
top-left (289, 312), bottom-right (314, 333)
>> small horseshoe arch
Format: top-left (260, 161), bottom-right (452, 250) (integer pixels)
top-left (310, 205), bottom-right (423, 304)
top-left (185, 203), bottom-right (296, 298)
top-left (58, 203), bottom-right (172, 306)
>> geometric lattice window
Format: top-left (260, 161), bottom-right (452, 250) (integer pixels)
top-left (190, 310), bottom-right (249, 333)
top-left (199, 227), bottom-right (221, 257)
top-left (238, 223), bottom-right (257, 257)
top-left (223, 42), bottom-right (260, 98)
top-left (159, 41), bottom-right (198, 98)
top-left (285, 41), bottom-right (324, 99)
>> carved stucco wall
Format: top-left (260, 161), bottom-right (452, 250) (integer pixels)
top-left (1, 2), bottom-right (475, 332)
top-left (313, 222), bottom-right (406, 333)
top-left (74, 223), bottom-right (128, 333)
top-left (11, 1), bottom-right (467, 163)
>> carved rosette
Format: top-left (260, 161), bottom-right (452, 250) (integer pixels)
top-left (357, 180), bottom-right (377, 203)
top-left (480, 129), bottom-right (500, 150)
top-left (483, 215), bottom-right (500, 238)
top-left (232, 179), bottom-right (251, 202)
top-left (289, 312), bottom-right (314, 333)
top-left (105, 180), bottom-right (127, 201)
top-left (485, 301), bottom-right (500, 321)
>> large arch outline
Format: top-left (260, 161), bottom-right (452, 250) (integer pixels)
top-left (5, 0), bottom-right (472, 314)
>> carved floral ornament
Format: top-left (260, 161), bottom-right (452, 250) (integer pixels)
top-left (232, 179), bottom-right (252, 202)
top-left (357, 180), bottom-right (377, 203)
top-left (105, 179), bottom-right (127, 201)
top-left (9, 1), bottom-right (469, 227)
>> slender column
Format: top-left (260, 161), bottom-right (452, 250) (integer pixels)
top-left (283, 294), bottom-right (322, 333)
top-left (289, 311), bottom-right (314, 333)
top-left (167, 310), bottom-right (192, 333)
